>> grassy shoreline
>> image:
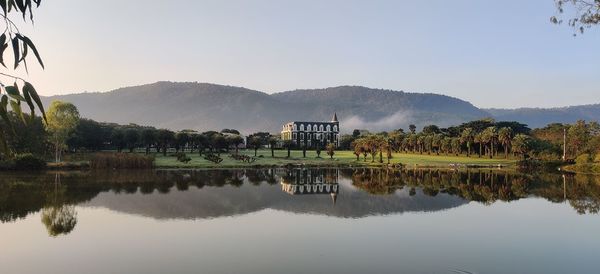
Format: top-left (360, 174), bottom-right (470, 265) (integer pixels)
top-left (43, 149), bottom-right (519, 170)
top-left (154, 149), bottom-right (516, 169)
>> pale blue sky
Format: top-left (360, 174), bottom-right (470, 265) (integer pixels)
top-left (11, 0), bottom-right (600, 108)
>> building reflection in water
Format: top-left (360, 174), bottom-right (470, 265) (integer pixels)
top-left (279, 168), bottom-right (339, 204)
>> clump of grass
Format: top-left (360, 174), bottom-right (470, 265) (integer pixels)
top-left (173, 152), bottom-right (191, 164)
top-left (90, 153), bottom-right (154, 169)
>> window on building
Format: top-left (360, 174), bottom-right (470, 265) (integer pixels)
top-left (293, 133), bottom-right (297, 139)
top-left (319, 125), bottom-right (324, 131)
top-left (326, 125), bottom-right (331, 131)
top-left (293, 124), bottom-right (297, 131)
top-left (300, 133), bottom-right (304, 140)
top-left (307, 125), bottom-right (311, 131)
top-left (300, 124), bottom-right (304, 131)
top-left (333, 125), bottom-right (337, 131)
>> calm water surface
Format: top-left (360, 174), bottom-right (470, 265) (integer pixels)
top-left (1, 168), bottom-right (599, 274)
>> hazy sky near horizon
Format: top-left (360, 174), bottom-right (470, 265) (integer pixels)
top-left (7, 0), bottom-right (600, 108)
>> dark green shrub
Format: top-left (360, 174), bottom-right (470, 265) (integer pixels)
top-left (14, 154), bottom-right (47, 170)
top-left (90, 153), bottom-right (154, 169)
top-left (174, 152), bottom-right (191, 164)
top-left (0, 159), bottom-right (16, 170)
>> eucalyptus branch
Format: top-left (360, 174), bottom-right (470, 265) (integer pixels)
top-left (0, 71), bottom-right (26, 82)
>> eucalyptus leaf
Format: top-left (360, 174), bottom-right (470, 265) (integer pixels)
top-left (11, 37), bottom-right (19, 69)
top-left (5, 86), bottom-right (26, 101)
top-left (9, 99), bottom-right (27, 124)
top-left (17, 35), bottom-right (43, 68)
top-left (23, 82), bottom-right (45, 122)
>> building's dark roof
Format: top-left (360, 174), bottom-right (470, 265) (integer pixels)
top-left (290, 121), bottom-right (338, 124)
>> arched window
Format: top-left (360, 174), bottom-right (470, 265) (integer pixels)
top-left (333, 125), bottom-right (337, 132)
top-left (326, 125), bottom-right (331, 132)
top-left (293, 124), bottom-right (297, 131)
top-left (314, 124), bottom-right (318, 131)
top-left (300, 124), bottom-right (304, 131)
top-left (307, 125), bottom-right (312, 131)
top-left (319, 125), bottom-right (324, 132)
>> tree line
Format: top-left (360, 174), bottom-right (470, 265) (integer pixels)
top-left (342, 118), bottom-right (600, 164)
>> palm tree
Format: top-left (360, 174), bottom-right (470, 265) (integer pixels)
top-left (512, 134), bottom-right (531, 159)
top-left (474, 132), bottom-right (483, 158)
top-left (407, 134), bottom-right (417, 153)
top-left (451, 138), bottom-right (461, 156)
top-left (432, 134), bottom-right (443, 155)
top-left (460, 127), bottom-right (475, 157)
top-left (385, 137), bottom-right (394, 164)
top-left (365, 135), bottom-right (382, 162)
top-left (441, 137), bottom-right (452, 155)
top-left (268, 137), bottom-right (278, 157)
top-left (424, 135), bottom-right (433, 155)
top-left (498, 127), bottom-right (513, 158)
top-left (417, 135), bottom-right (425, 154)
top-left (482, 126), bottom-right (498, 158)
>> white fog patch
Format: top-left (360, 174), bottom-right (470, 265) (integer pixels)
top-left (341, 110), bottom-right (414, 132)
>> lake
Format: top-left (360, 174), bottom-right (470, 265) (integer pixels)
top-left (1, 168), bottom-right (599, 274)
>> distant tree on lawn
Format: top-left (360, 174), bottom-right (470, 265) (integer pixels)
top-left (268, 137), bottom-right (278, 157)
top-left (157, 129), bottom-right (175, 156)
top-left (228, 135), bottom-right (244, 154)
top-left (46, 101), bottom-right (80, 162)
top-left (409, 124), bottom-right (417, 134)
top-left (283, 140), bottom-right (293, 158)
top-left (175, 132), bottom-right (190, 153)
top-left (248, 136), bottom-right (262, 157)
top-left (326, 143), bottom-right (335, 159)
top-left (141, 129), bottom-right (157, 154)
top-left (111, 129), bottom-right (125, 153)
top-left (125, 129), bottom-right (139, 153)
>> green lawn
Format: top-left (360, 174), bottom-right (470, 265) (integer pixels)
top-left (153, 149), bottom-right (516, 168)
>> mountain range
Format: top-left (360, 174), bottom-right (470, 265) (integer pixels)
top-left (42, 81), bottom-right (599, 134)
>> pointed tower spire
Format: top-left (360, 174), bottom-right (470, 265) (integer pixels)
top-left (332, 112), bottom-right (338, 122)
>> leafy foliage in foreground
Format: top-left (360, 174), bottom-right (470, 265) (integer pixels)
top-left (0, 0), bottom-right (46, 158)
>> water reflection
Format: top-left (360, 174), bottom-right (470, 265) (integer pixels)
top-left (280, 169), bottom-right (339, 204)
top-left (1, 168), bottom-right (600, 237)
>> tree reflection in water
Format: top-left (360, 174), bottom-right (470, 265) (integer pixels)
top-left (41, 205), bottom-right (77, 237)
top-left (1, 168), bottom-right (600, 236)
top-left (42, 173), bottom-right (78, 237)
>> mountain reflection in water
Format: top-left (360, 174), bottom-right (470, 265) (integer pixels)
top-left (1, 168), bottom-right (599, 237)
